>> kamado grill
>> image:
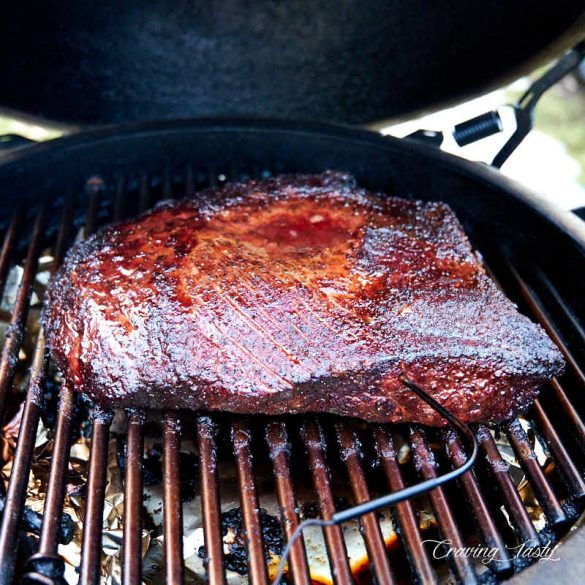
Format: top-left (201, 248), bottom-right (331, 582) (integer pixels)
top-left (0, 2), bottom-right (584, 584)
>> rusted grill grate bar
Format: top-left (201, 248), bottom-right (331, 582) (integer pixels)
top-left (265, 420), bottom-right (311, 585)
top-left (335, 421), bottom-right (396, 585)
top-left (0, 203), bottom-right (48, 422)
top-left (409, 427), bottom-right (479, 585)
top-left (475, 425), bottom-right (540, 547)
top-left (531, 400), bottom-right (585, 498)
top-left (301, 418), bottom-right (354, 584)
top-left (505, 419), bottom-right (567, 526)
top-left (163, 412), bottom-right (185, 585)
top-left (0, 203), bottom-right (24, 298)
top-left (113, 177), bottom-right (127, 226)
top-left (532, 267), bottom-right (585, 347)
top-left (0, 340), bottom-right (47, 584)
top-left (139, 174), bottom-right (151, 213)
top-left (84, 179), bottom-right (103, 239)
top-left (185, 165), bottom-right (195, 198)
top-left (38, 382), bottom-right (76, 554)
top-left (374, 425), bottom-right (439, 585)
top-left (79, 418), bottom-right (111, 584)
top-left (444, 430), bottom-right (512, 575)
top-left (122, 411), bottom-right (145, 585)
top-left (196, 415), bottom-right (226, 585)
top-left (231, 417), bottom-right (270, 584)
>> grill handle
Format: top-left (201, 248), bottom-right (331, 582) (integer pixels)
top-left (408, 41), bottom-right (585, 165)
top-left (273, 375), bottom-right (479, 585)
top-left (492, 40), bottom-right (585, 167)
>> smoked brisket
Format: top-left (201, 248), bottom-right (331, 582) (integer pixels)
top-left (44, 172), bottom-right (564, 425)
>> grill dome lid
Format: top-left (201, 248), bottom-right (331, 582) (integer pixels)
top-left (0, 0), bottom-right (583, 126)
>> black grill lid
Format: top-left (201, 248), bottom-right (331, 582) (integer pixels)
top-left (0, 0), bottom-right (583, 126)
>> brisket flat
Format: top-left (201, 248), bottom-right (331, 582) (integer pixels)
top-left (44, 172), bottom-right (564, 425)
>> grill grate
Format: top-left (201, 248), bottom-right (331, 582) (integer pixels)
top-left (0, 165), bottom-right (581, 585)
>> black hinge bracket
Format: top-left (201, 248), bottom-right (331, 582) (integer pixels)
top-left (492, 40), bottom-right (585, 168)
top-left (408, 41), bottom-right (585, 164)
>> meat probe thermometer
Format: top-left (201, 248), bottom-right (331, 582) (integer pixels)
top-left (273, 373), bottom-right (479, 585)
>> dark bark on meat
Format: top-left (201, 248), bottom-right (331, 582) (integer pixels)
top-left (43, 172), bottom-right (564, 426)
